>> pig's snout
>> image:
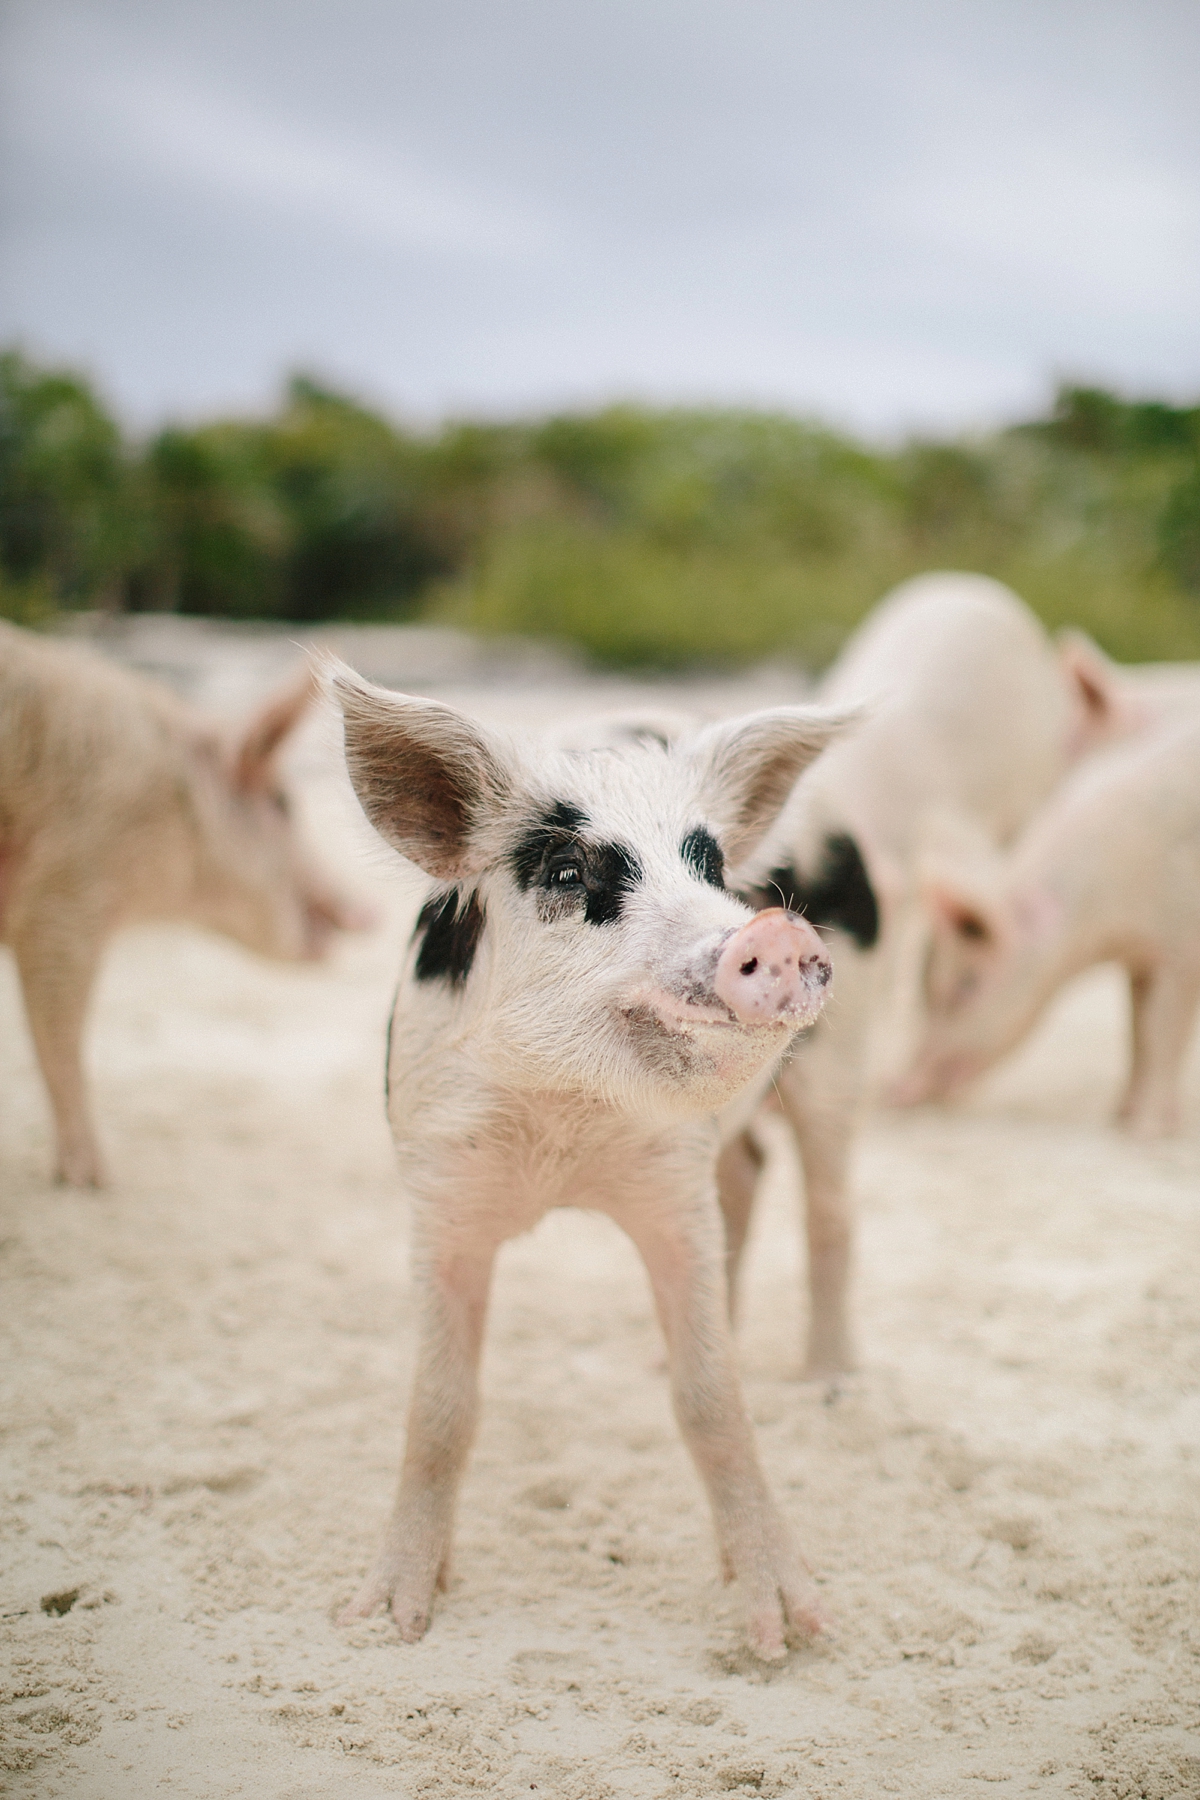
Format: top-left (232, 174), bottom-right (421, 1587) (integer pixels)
top-left (713, 908), bottom-right (830, 1026)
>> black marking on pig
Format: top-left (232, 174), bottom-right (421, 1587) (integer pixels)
top-left (756, 833), bottom-right (879, 949)
top-left (413, 888), bottom-right (486, 986)
top-left (511, 800), bottom-right (642, 926)
top-left (579, 841), bottom-right (643, 925)
top-left (510, 801), bottom-right (588, 890)
top-left (681, 826), bottom-right (726, 890)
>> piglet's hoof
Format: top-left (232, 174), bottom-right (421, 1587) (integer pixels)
top-left (337, 1552), bottom-right (449, 1642)
top-left (724, 1538), bottom-right (830, 1662)
top-left (55, 1152), bottom-right (107, 1190)
top-left (338, 1587), bottom-right (430, 1642)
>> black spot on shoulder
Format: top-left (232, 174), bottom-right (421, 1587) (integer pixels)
top-left (510, 799), bottom-right (642, 925)
top-left (413, 888), bottom-right (486, 986)
top-left (681, 826), bottom-right (725, 890)
top-left (757, 833), bottom-right (879, 949)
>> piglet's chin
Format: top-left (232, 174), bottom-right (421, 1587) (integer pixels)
top-left (623, 987), bottom-right (811, 1038)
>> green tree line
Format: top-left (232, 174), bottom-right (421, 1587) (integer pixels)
top-left (3, 345), bottom-right (1199, 666)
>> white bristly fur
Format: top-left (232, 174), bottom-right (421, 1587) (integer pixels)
top-left (329, 657), bottom-right (848, 1662)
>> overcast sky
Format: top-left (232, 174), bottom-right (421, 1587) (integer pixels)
top-left (2, 0), bottom-right (1197, 435)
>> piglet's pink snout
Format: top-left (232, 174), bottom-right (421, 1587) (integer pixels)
top-left (713, 908), bottom-right (830, 1026)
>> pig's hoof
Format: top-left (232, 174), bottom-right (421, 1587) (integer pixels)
top-left (734, 1545), bottom-right (829, 1662)
top-left (1117, 1109), bottom-right (1178, 1141)
top-left (800, 1340), bottom-right (857, 1383)
top-left (337, 1570), bottom-right (439, 1641)
top-left (800, 1356), bottom-right (855, 1384)
top-left (336, 1582), bottom-right (387, 1627)
top-left (391, 1600), bottom-right (433, 1643)
top-left (54, 1160), bottom-right (106, 1190)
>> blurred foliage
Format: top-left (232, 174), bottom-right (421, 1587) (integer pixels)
top-left (3, 346), bottom-right (1200, 666)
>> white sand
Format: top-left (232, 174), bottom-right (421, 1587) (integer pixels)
top-left (3, 669), bottom-right (1199, 1800)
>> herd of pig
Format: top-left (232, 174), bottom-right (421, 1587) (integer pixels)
top-left (3, 570), bottom-right (1199, 1663)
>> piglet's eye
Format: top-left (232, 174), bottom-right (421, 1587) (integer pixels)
top-left (551, 864), bottom-right (582, 886)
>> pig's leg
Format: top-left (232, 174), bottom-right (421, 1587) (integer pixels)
top-left (715, 1127), bottom-right (765, 1320)
top-left (775, 1027), bottom-right (864, 1379)
top-left (11, 918), bottom-right (107, 1187)
top-left (1118, 965), bottom-right (1200, 1138)
top-left (339, 1237), bottom-right (496, 1640)
top-left (616, 1192), bottom-right (825, 1661)
top-left (777, 940), bottom-right (881, 1378)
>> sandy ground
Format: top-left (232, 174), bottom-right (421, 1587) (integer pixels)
top-left (3, 638), bottom-right (1200, 1800)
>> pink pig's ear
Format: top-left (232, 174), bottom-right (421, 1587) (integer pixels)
top-left (328, 658), bottom-right (515, 880)
top-left (1057, 630), bottom-right (1131, 755)
top-left (919, 863), bottom-right (1004, 947)
top-left (689, 704), bottom-right (855, 866)
top-left (235, 665), bottom-right (319, 790)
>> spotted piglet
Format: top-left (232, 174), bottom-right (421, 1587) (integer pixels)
top-left (330, 663), bottom-right (847, 1660)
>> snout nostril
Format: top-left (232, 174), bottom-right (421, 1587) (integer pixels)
top-left (739, 957), bottom-right (759, 977)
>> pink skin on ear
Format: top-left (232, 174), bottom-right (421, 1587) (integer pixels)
top-left (921, 878), bottom-right (997, 946)
top-left (235, 669), bottom-right (319, 791)
top-left (1058, 635), bottom-right (1144, 758)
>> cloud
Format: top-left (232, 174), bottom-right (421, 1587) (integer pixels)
top-left (882, 118), bottom-right (1200, 320)
top-left (2, 0), bottom-right (1198, 429)
top-left (11, 27), bottom-right (552, 261)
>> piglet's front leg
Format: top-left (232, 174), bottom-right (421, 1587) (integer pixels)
top-left (617, 1192), bottom-right (827, 1662)
top-left (339, 1240), bottom-right (495, 1640)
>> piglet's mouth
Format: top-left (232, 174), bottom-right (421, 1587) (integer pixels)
top-left (621, 983), bottom-right (824, 1038)
top-left (621, 990), bottom-right (745, 1034)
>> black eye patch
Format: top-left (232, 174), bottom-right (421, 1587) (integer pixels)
top-left (413, 888), bottom-right (486, 985)
top-left (511, 800), bottom-right (643, 925)
top-left (751, 832), bottom-right (878, 949)
top-left (510, 800), bottom-right (588, 889)
top-left (681, 826), bottom-right (725, 890)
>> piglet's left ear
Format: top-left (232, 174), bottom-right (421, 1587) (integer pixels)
top-left (689, 705), bottom-right (855, 865)
top-left (235, 666), bottom-right (319, 790)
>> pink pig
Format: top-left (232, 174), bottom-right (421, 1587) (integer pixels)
top-left (0, 621), bottom-right (368, 1187)
top-left (330, 661), bottom-right (847, 1660)
top-left (900, 715), bottom-right (1200, 1137)
top-left (719, 572), bottom-right (1127, 1376)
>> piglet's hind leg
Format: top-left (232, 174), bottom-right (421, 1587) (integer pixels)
top-left (716, 1128), bottom-right (765, 1322)
top-left (13, 919), bottom-right (107, 1188)
top-left (1119, 965), bottom-right (1200, 1139)
top-left (339, 1242), bottom-right (495, 1640)
top-left (616, 1193), bottom-right (827, 1662)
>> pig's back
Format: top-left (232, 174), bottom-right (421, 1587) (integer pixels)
top-left (1018, 715), bottom-right (1200, 948)
top-left (804, 573), bottom-right (1072, 860)
top-left (0, 620), bottom-right (193, 861)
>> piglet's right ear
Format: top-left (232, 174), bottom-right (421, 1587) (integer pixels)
top-left (918, 860), bottom-right (1003, 945)
top-left (689, 704), bottom-right (856, 866)
top-left (327, 659), bottom-right (514, 880)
